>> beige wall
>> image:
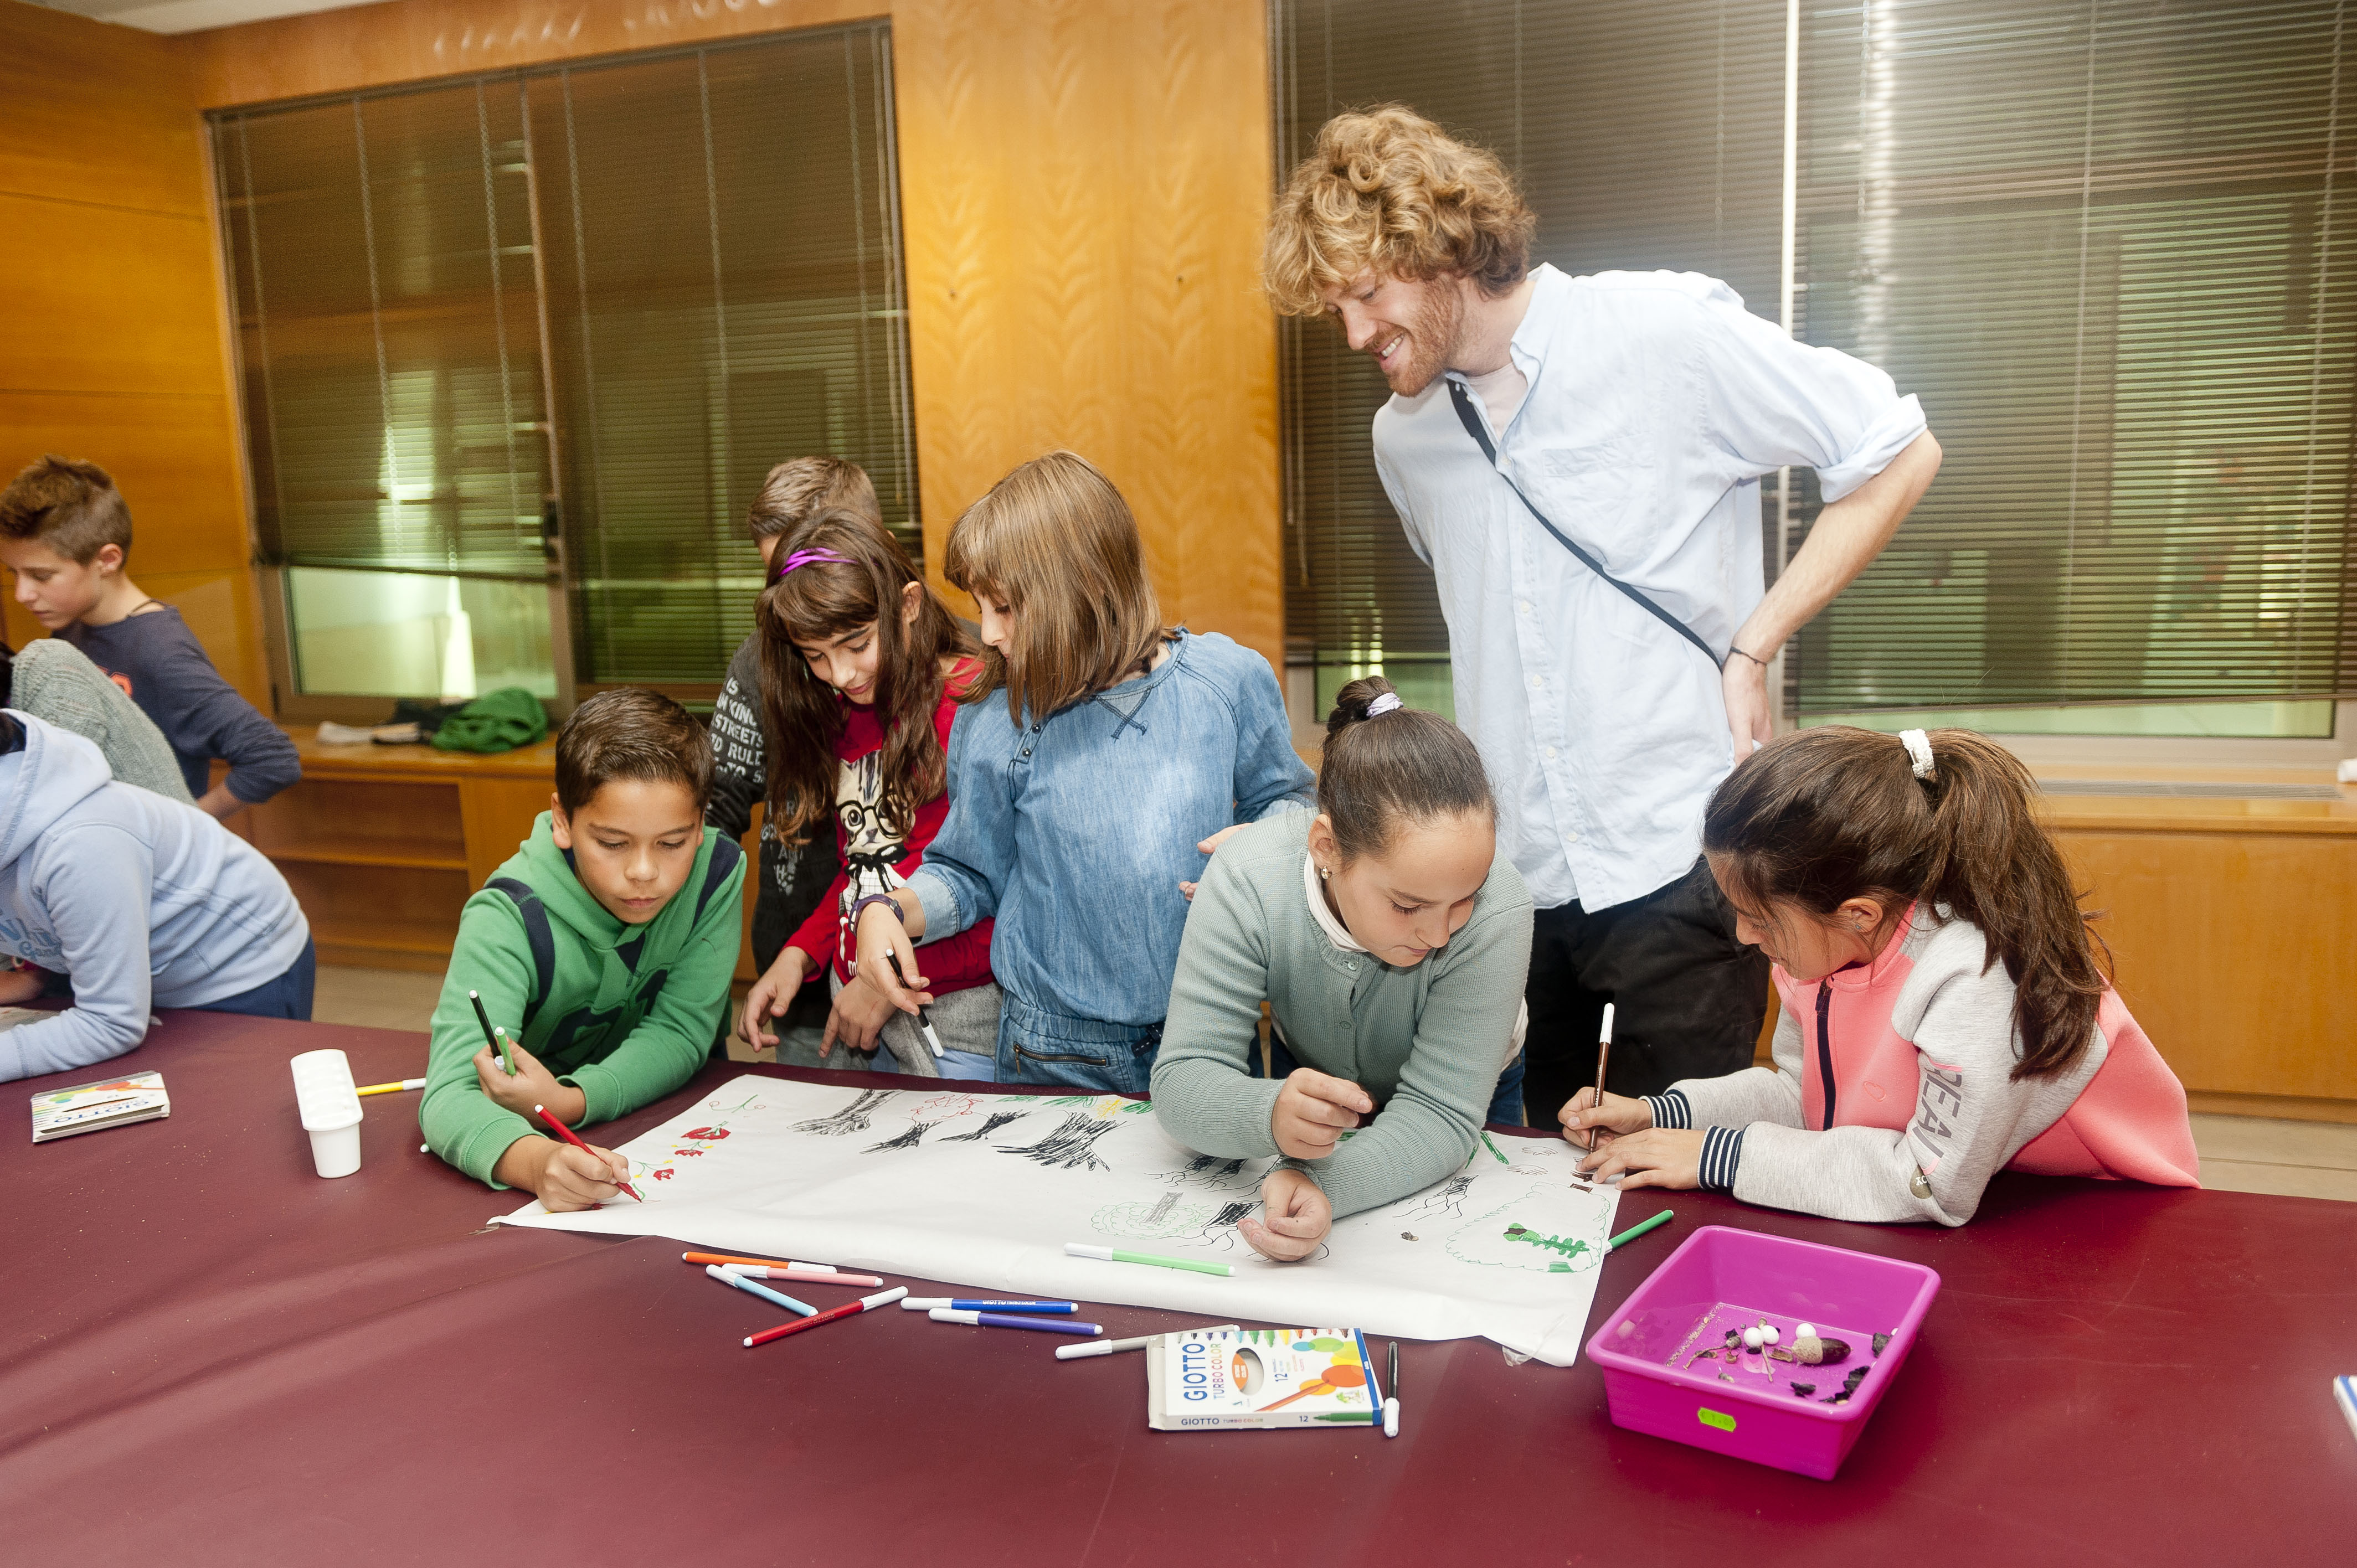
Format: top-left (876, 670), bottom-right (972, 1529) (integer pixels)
top-left (0, 1), bottom-right (267, 704)
top-left (176, 0), bottom-right (1286, 672)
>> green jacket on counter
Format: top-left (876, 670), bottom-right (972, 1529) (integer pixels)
top-left (421, 812), bottom-right (744, 1186)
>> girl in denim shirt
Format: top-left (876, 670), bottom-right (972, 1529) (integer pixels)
top-left (853, 451), bottom-right (1314, 1091)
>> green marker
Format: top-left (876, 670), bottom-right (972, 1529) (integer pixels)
top-left (1064, 1242), bottom-right (1232, 1277)
top-left (1608, 1209), bottom-right (1675, 1250)
top-left (1480, 1131), bottom-right (1509, 1164)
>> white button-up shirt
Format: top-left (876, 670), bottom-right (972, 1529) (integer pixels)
top-left (1373, 266), bottom-right (1926, 911)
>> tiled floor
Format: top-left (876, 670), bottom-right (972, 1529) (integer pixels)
top-left (310, 967), bottom-right (2357, 1200)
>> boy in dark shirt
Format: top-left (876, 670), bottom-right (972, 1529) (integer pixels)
top-left (0, 456), bottom-right (300, 817)
top-left (706, 458), bottom-right (875, 1058)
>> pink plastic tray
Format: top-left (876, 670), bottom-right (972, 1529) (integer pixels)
top-left (1584, 1224), bottom-right (1940, 1479)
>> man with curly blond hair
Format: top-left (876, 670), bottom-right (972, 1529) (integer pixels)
top-left (1265, 106), bottom-right (1942, 1128)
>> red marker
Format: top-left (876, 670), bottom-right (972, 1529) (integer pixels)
top-left (533, 1103), bottom-right (644, 1201)
top-left (745, 1287), bottom-right (908, 1347)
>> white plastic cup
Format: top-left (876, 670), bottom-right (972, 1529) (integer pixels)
top-left (290, 1049), bottom-right (365, 1179)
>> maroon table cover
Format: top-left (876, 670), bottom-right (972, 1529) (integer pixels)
top-left (4, 1013), bottom-right (2354, 1564)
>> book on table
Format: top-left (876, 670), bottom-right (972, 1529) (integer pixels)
top-left (30, 1069), bottom-right (171, 1143)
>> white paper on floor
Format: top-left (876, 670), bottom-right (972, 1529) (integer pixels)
top-left (495, 1076), bottom-right (1624, 1365)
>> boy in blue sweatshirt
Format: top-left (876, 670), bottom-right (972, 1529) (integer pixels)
top-left (0, 710), bottom-right (313, 1081)
top-left (0, 455), bottom-right (300, 817)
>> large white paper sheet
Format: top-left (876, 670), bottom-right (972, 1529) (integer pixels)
top-left (496, 1077), bottom-right (1620, 1365)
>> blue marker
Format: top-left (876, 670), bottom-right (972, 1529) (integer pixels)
top-left (899, 1297), bottom-right (1078, 1315)
top-left (928, 1308), bottom-right (1101, 1336)
top-left (707, 1263), bottom-right (814, 1316)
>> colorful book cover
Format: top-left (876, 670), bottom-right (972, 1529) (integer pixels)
top-left (1147, 1327), bottom-right (1381, 1431)
top-left (30, 1070), bottom-right (171, 1143)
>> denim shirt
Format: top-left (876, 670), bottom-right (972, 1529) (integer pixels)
top-left (909, 630), bottom-right (1314, 1086)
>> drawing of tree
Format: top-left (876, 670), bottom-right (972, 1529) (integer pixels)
top-left (1393, 1174), bottom-right (1476, 1221)
top-left (1157, 1153), bottom-right (1251, 1189)
top-left (998, 1112), bottom-right (1123, 1172)
top-left (941, 1108), bottom-right (1029, 1143)
top-left (792, 1089), bottom-right (895, 1137)
top-left (864, 1122), bottom-right (929, 1153)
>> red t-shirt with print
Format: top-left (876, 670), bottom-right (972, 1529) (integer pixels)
top-left (785, 661), bottom-right (994, 995)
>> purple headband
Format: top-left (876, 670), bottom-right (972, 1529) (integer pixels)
top-left (769, 545), bottom-right (850, 585)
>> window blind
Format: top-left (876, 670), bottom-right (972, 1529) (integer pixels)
top-left (1271, 0), bottom-right (1789, 669)
top-left (1796, 0), bottom-right (2357, 710)
top-left (210, 21), bottom-right (914, 698)
top-left (531, 24), bottom-right (915, 685)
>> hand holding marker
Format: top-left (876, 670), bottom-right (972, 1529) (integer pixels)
top-left (532, 1103), bottom-right (642, 1201)
top-left (884, 951), bottom-right (944, 1058)
top-left (467, 989), bottom-right (516, 1075)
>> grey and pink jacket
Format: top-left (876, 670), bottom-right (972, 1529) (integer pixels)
top-left (1648, 904), bottom-right (2199, 1225)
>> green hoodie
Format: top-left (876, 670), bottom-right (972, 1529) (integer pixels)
top-left (420, 812), bottom-right (745, 1185)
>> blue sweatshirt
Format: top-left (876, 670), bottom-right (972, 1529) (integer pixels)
top-left (0, 710), bottom-right (310, 1081)
top-left (60, 609), bottom-right (302, 805)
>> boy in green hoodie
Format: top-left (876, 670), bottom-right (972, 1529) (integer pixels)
top-left (421, 688), bottom-right (745, 1209)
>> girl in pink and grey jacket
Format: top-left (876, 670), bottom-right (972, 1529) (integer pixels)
top-left (1563, 726), bottom-right (2199, 1225)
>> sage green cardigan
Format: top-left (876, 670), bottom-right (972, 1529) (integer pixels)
top-left (1151, 809), bottom-right (1533, 1219)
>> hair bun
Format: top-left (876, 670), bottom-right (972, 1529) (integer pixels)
top-left (1325, 674), bottom-right (1401, 739)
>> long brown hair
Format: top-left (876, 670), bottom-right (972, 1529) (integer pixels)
top-left (1320, 675), bottom-right (1493, 862)
top-left (756, 507), bottom-right (972, 845)
top-left (943, 451), bottom-right (1170, 724)
top-left (1701, 726), bottom-right (2108, 1081)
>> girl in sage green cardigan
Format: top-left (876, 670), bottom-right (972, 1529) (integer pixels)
top-left (1152, 678), bottom-right (1532, 1261)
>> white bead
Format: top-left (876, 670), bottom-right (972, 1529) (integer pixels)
top-left (1741, 1326), bottom-right (1763, 1350)
top-left (1795, 1323), bottom-right (1817, 1339)
top-left (1761, 1325), bottom-right (1782, 1347)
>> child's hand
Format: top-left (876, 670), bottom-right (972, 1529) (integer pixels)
top-left (821, 970), bottom-right (897, 1056)
top-left (474, 1038), bottom-right (584, 1129)
top-left (536, 1141), bottom-right (632, 1211)
top-left (1239, 1168), bottom-right (1330, 1262)
top-left (740, 947), bottom-right (810, 1048)
top-left (1179, 823), bottom-right (1247, 901)
top-left (1270, 1068), bottom-right (1373, 1160)
top-left (1558, 1090), bottom-right (1654, 1151)
top-left (1577, 1127), bottom-right (1704, 1192)
top-left (853, 902), bottom-right (930, 1017)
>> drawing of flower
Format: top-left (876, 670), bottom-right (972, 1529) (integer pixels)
top-left (683, 1126), bottom-right (730, 1141)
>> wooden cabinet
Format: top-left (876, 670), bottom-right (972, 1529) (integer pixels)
top-left (236, 734), bottom-right (560, 971)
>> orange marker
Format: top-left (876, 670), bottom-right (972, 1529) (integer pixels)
top-left (533, 1103), bottom-right (643, 1201)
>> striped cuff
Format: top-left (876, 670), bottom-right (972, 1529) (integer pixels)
top-left (1698, 1126), bottom-right (1746, 1192)
top-left (1645, 1089), bottom-right (1693, 1130)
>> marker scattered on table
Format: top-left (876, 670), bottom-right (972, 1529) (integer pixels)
top-left (467, 990), bottom-right (514, 1076)
top-left (884, 951), bottom-right (944, 1059)
top-left (723, 1265), bottom-right (878, 1288)
top-left (929, 1308), bottom-right (1101, 1336)
top-left (1064, 1242), bottom-right (1232, 1277)
top-left (902, 1298), bottom-right (1077, 1314)
top-left (1383, 1340), bottom-right (1401, 1438)
top-left (533, 1103), bottom-right (643, 1201)
top-left (1056, 1324), bottom-right (1241, 1361)
top-left (1608, 1208), bottom-right (1675, 1250)
top-left (706, 1263), bottom-right (815, 1316)
top-left (682, 1251), bottom-right (846, 1276)
top-left (744, 1287), bottom-right (907, 1348)
top-left (356, 1077), bottom-right (425, 1096)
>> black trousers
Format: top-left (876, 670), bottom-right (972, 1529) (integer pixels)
top-left (1521, 857), bottom-right (1769, 1129)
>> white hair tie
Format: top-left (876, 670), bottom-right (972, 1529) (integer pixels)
top-left (1899, 728), bottom-right (1936, 781)
top-left (1363, 692), bottom-right (1404, 718)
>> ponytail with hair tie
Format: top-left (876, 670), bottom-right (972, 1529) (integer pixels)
top-left (1702, 725), bottom-right (2111, 1082)
top-left (1317, 675), bottom-right (1492, 862)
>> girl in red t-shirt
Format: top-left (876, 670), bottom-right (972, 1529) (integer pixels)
top-left (737, 508), bottom-right (999, 1077)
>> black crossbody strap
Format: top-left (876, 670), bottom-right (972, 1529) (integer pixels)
top-left (1448, 379), bottom-right (1722, 669)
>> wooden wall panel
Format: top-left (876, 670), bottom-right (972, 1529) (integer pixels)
top-left (0, 1), bottom-right (262, 705)
top-left (177, 0), bottom-right (1287, 674)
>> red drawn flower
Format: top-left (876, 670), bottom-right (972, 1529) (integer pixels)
top-left (650, 1168), bottom-right (676, 1180)
top-left (683, 1127), bottom-right (730, 1141)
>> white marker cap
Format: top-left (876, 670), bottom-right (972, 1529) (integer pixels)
top-left (929, 1308), bottom-right (982, 1324)
top-left (1383, 1396), bottom-right (1400, 1438)
top-left (1064, 1243), bottom-right (1115, 1261)
top-left (858, 1287), bottom-right (909, 1309)
top-left (902, 1297), bottom-right (951, 1310)
top-left (1600, 1002), bottom-right (1615, 1044)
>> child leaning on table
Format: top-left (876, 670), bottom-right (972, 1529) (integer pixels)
top-left (1151, 677), bottom-right (1534, 1262)
top-left (420, 689), bottom-right (745, 1211)
top-left (1566, 726), bottom-right (2200, 1223)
